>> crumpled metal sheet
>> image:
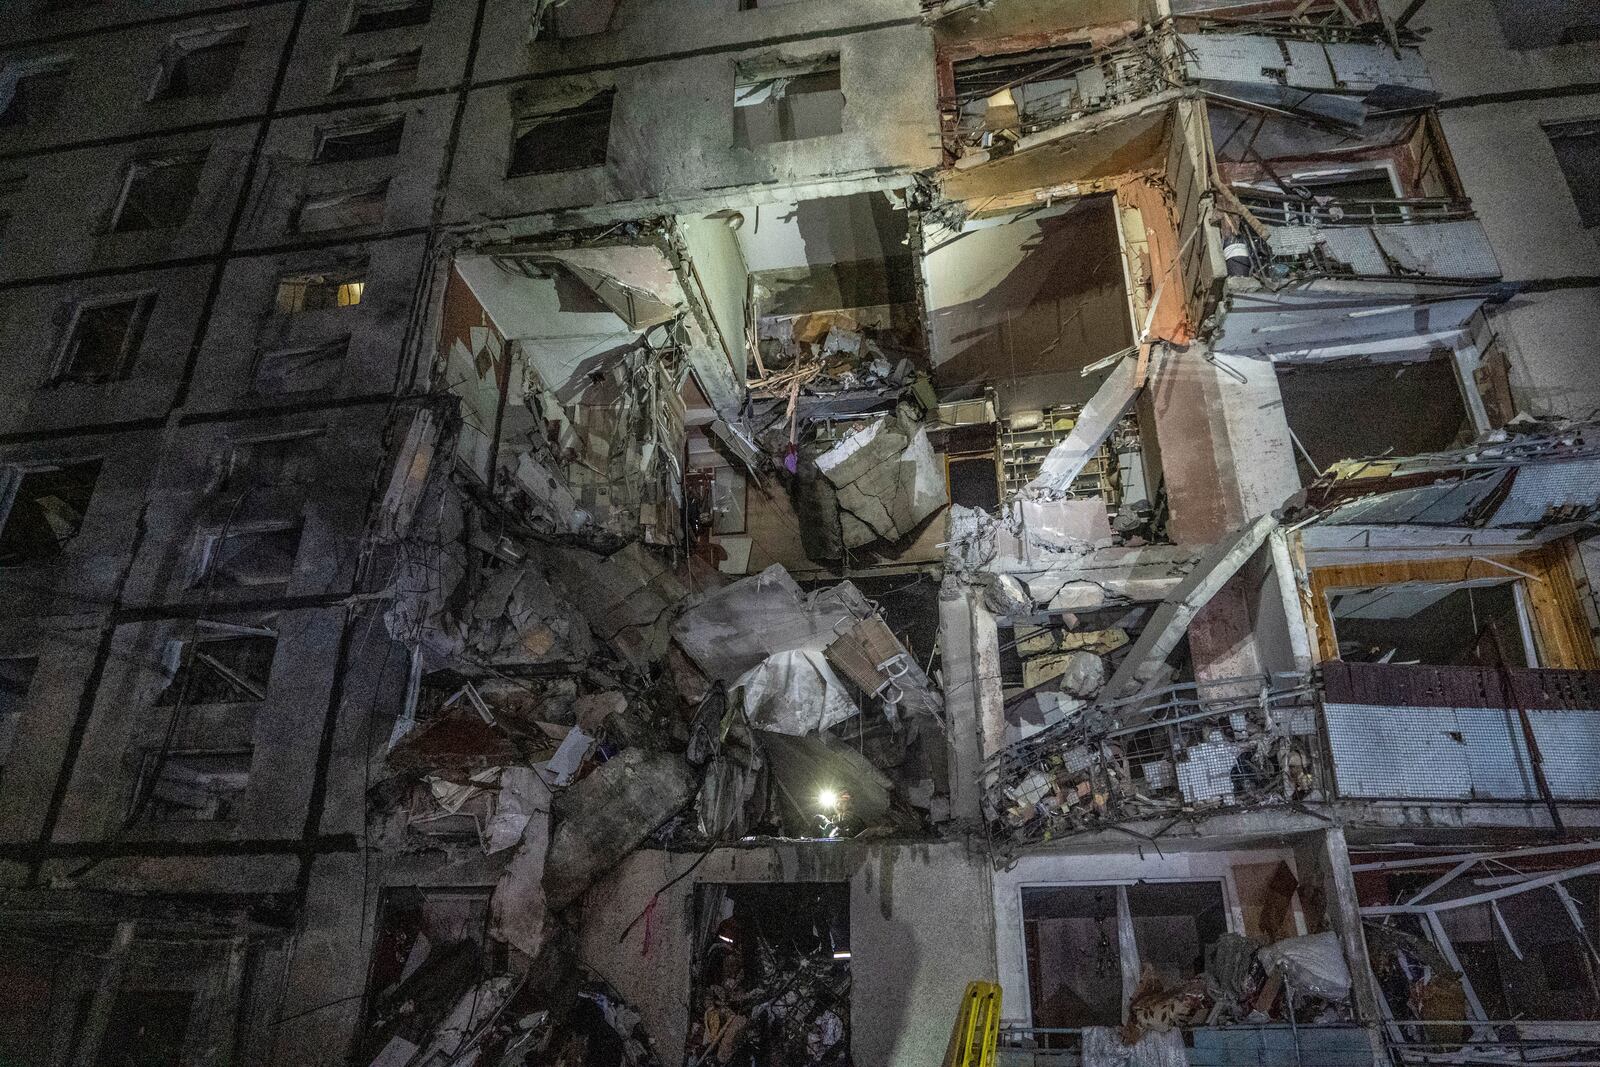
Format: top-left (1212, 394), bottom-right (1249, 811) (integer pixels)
top-left (734, 647), bottom-right (861, 736)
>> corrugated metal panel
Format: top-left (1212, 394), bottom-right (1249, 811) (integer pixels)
top-left (1326, 699), bottom-right (1600, 801)
top-left (1490, 460), bottom-right (1600, 526)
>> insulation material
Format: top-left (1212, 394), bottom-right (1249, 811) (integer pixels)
top-left (1256, 932), bottom-right (1353, 1003)
top-left (733, 648), bottom-right (861, 736)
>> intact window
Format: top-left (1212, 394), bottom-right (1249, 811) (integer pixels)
top-left (0, 58), bottom-right (72, 128)
top-left (151, 27), bottom-right (246, 100)
top-left (0, 461), bottom-right (100, 566)
top-left (347, 0), bottom-right (432, 33)
top-left (158, 629), bottom-right (276, 705)
top-left (332, 48), bottom-right (420, 95)
top-left (1492, 0), bottom-right (1600, 49)
top-left (132, 749), bottom-right (251, 822)
top-left (252, 336), bottom-right (348, 394)
top-left (314, 115), bottom-right (405, 162)
top-left (1546, 119), bottom-right (1600, 229)
top-left (734, 59), bottom-right (843, 147)
top-left (0, 657), bottom-right (37, 782)
top-left (55, 293), bottom-right (155, 384)
top-left (508, 90), bottom-right (614, 176)
top-left (275, 266), bottom-right (366, 312)
top-left (110, 152), bottom-right (206, 233)
top-left (197, 523), bottom-right (301, 587)
top-left (293, 180), bottom-right (388, 233)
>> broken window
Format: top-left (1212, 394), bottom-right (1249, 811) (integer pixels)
top-left (157, 627), bottom-right (276, 705)
top-left (132, 749), bottom-right (251, 822)
top-left (150, 26), bottom-right (246, 100)
top-left (1327, 579), bottom-right (1533, 667)
top-left (347, 0), bottom-right (432, 33)
top-left (196, 523), bottom-right (302, 587)
top-left (947, 452), bottom-right (1000, 511)
top-left (360, 888), bottom-right (497, 1059)
top-left (274, 266), bottom-right (366, 313)
top-left (251, 335), bottom-right (348, 394)
top-left (1492, 0), bottom-right (1600, 49)
top-left (507, 90), bottom-right (613, 176)
top-left (331, 48), bottom-right (420, 95)
top-left (1275, 356), bottom-right (1473, 483)
top-left (0, 461), bottom-right (99, 566)
top-left (314, 114), bottom-right (404, 162)
top-left (1022, 881), bottom-right (1229, 1033)
top-left (292, 180), bottom-right (388, 233)
top-left (734, 59), bottom-right (843, 147)
top-left (96, 989), bottom-right (195, 1065)
top-left (1545, 119), bottom-right (1600, 229)
top-left (0, 57), bottom-right (72, 128)
top-left (688, 883), bottom-right (850, 1065)
top-left (54, 293), bottom-right (154, 384)
top-left (109, 152), bottom-right (206, 233)
top-left (0, 657), bottom-right (37, 783)
top-left (223, 432), bottom-right (321, 491)
top-left (536, 0), bottom-right (617, 37)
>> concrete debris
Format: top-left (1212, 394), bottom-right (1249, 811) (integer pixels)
top-left (1015, 626), bottom-right (1129, 659)
top-left (542, 748), bottom-right (698, 912)
top-left (1101, 516), bottom-right (1279, 708)
top-left (1053, 649), bottom-right (1109, 698)
top-left (983, 573), bottom-right (1032, 617)
top-left (735, 647), bottom-right (861, 736)
top-left (490, 799), bottom-right (552, 956)
top-left (811, 414), bottom-right (945, 551)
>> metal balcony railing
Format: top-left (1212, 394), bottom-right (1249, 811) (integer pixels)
top-left (1235, 193), bottom-right (1477, 228)
top-left (997, 1024), bottom-right (1378, 1067)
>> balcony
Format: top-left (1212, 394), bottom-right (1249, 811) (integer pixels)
top-left (1234, 193), bottom-right (1501, 282)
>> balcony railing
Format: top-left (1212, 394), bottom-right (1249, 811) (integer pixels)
top-left (1229, 195), bottom-right (1500, 281)
top-left (1235, 193), bottom-right (1477, 227)
top-left (997, 1025), bottom-right (1377, 1067)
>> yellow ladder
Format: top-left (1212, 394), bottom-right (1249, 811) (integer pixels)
top-left (942, 981), bottom-right (1002, 1067)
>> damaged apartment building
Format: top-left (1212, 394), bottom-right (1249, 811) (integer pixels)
top-left (4, 0), bottom-right (1600, 1065)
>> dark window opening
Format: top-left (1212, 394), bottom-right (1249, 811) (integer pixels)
top-left (1022, 884), bottom-right (1124, 1032)
top-left (55, 294), bottom-right (154, 384)
top-left (132, 750), bottom-right (251, 822)
top-left (1546, 119), bottom-right (1600, 229)
top-left (734, 63), bottom-right (843, 147)
top-left (508, 90), bottom-right (614, 176)
top-left (153, 29), bottom-right (245, 99)
top-left (948, 453), bottom-right (1000, 511)
top-left (688, 883), bottom-right (850, 1065)
top-left (1437, 880), bottom-right (1600, 1021)
top-left (360, 888), bottom-right (497, 1060)
top-left (95, 989), bottom-right (194, 1066)
top-left (199, 524), bottom-right (302, 587)
top-left (314, 115), bottom-right (405, 162)
top-left (1127, 881), bottom-right (1230, 990)
top-left (0, 461), bottom-right (99, 566)
top-left (1492, 0), bottom-right (1600, 49)
top-left (157, 632), bottom-right (276, 705)
top-left (1275, 356), bottom-right (1473, 484)
top-left (332, 49), bottom-right (420, 95)
top-left (348, 0), bottom-right (433, 33)
top-left (536, 0), bottom-right (616, 37)
top-left (952, 44), bottom-right (1099, 139)
top-left (292, 180), bottom-right (388, 233)
top-left (0, 60), bottom-right (72, 128)
top-left (0, 657), bottom-right (38, 781)
top-left (1328, 580), bottom-right (1531, 667)
top-left (110, 153), bottom-right (206, 232)
top-left (252, 335), bottom-right (348, 394)
top-left (275, 267), bottom-right (366, 312)
top-left (1276, 167), bottom-right (1399, 201)
top-left (224, 434), bottom-right (321, 491)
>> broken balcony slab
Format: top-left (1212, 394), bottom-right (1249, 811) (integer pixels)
top-left (1025, 354), bottom-right (1141, 496)
top-left (1101, 515), bottom-right (1279, 707)
top-left (1208, 279), bottom-right (1492, 362)
top-left (1180, 32), bottom-right (1435, 108)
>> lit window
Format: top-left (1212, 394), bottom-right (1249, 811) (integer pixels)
top-left (110, 152), bottom-right (206, 233)
top-left (331, 48), bottom-right (420, 95)
top-left (0, 57), bottom-right (72, 129)
top-left (275, 267), bottom-right (367, 312)
top-left (314, 114), bottom-right (404, 162)
top-left (734, 58), bottom-right (843, 147)
top-left (54, 293), bottom-right (155, 384)
top-left (292, 180), bottom-right (388, 233)
top-left (0, 461), bottom-right (100, 566)
top-left (508, 90), bottom-right (614, 177)
top-left (151, 26), bottom-right (245, 100)
top-left (347, 0), bottom-right (432, 34)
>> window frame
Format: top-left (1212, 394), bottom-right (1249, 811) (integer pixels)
top-left (312, 114), bottom-right (406, 163)
top-left (0, 459), bottom-right (102, 567)
top-left (108, 151), bottom-right (207, 234)
top-left (345, 0), bottom-right (433, 34)
top-left (506, 89), bottom-right (616, 177)
top-left (51, 290), bottom-right (156, 385)
top-left (147, 25), bottom-right (247, 102)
